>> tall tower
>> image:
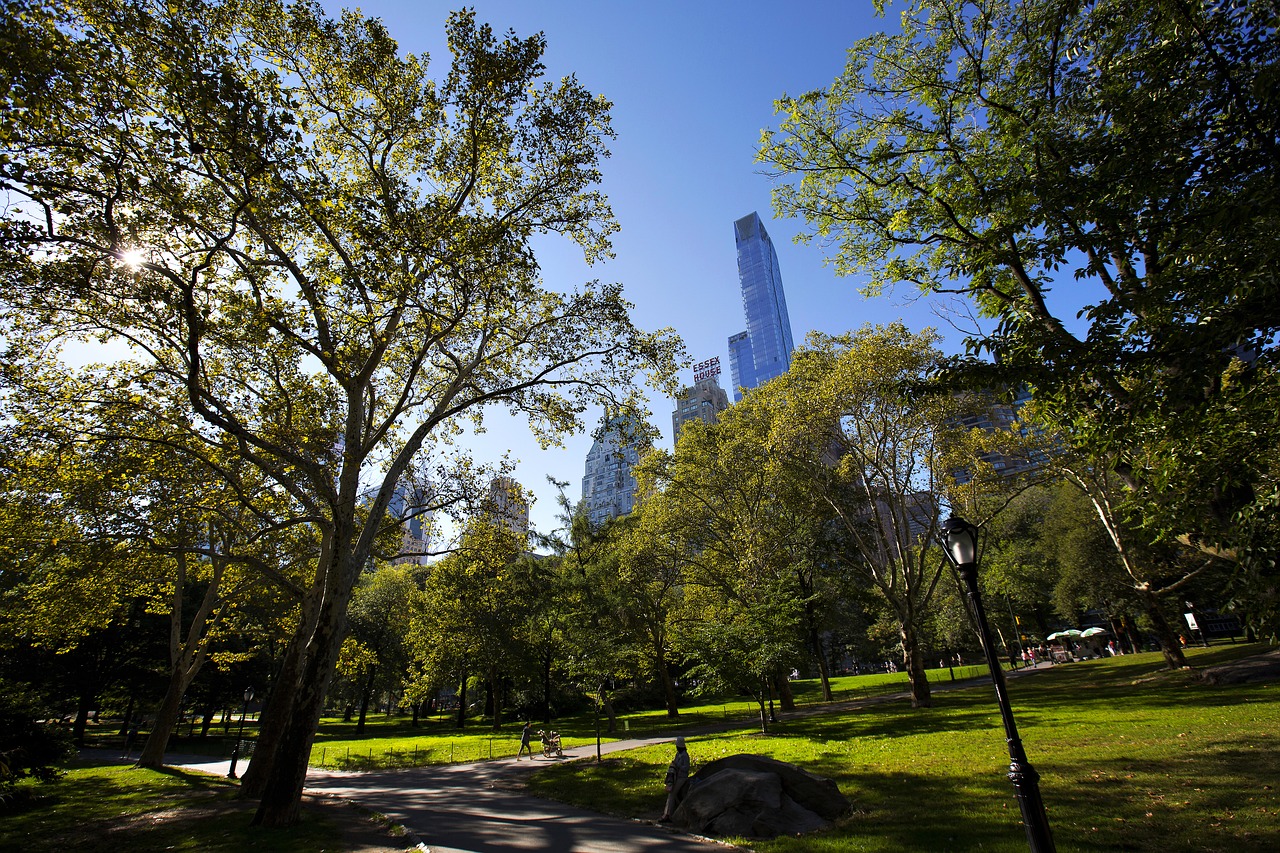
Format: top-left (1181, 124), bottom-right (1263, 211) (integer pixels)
top-left (580, 414), bottom-right (646, 527)
top-left (727, 212), bottom-right (795, 402)
top-left (672, 357), bottom-right (730, 445)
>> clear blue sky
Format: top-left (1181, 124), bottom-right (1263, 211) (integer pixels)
top-left (342, 1), bottom-right (969, 538)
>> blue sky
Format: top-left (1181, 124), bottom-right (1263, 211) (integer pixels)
top-left (341, 1), bottom-right (972, 537)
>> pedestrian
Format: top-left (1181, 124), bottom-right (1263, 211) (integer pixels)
top-left (517, 721), bottom-right (533, 760)
top-left (658, 737), bottom-right (690, 823)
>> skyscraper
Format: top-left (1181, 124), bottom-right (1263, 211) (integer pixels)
top-left (580, 414), bottom-right (646, 527)
top-left (485, 475), bottom-right (530, 539)
top-left (672, 357), bottom-right (730, 445)
top-left (727, 212), bottom-right (795, 402)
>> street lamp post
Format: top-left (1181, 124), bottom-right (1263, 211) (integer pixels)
top-left (942, 515), bottom-right (1056, 853)
top-left (227, 686), bottom-right (255, 780)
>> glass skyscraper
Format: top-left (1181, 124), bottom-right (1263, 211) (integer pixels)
top-left (727, 212), bottom-right (795, 402)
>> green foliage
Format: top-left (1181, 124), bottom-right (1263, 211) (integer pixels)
top-left (762, 0), bottom-right (1280, 631)
top-left (0, 680), bottom-right (74, 802)
top-left (1, 0), bottom-right (681, 818)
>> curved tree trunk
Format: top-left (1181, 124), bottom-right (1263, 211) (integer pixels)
top-left (138, 549), bottom-right (222, 769)
top-left (901, 623), bottom-right (932, 709)
top-left (1141, 587), bottom-right (1188, 669)
top-left (251, 522), bottom-right (365, 827)
top-left (137, 669), bottom-right (189, 768)
top-left (251, 582), bottom-right (354, 827)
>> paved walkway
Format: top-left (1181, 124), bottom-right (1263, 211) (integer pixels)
top-left (87, 663), bottom-right (1055, 852)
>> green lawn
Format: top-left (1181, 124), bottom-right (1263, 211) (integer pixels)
top-left (300, 665), bottom-right (998, 770)
top-left (526, 645), bottom-right (1280, 853)
top-left (0, 763), bottom-right (342, 853)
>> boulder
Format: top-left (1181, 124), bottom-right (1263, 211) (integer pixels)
top-left (672, 754), bottom-right (849, 839)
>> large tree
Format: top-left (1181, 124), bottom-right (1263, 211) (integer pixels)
top-left (762, 0), bottom-right (1280, 636)
top-left (754, 324), bottom-right (1008, 707)
top-left (0, 0), bottom-right (678, 824)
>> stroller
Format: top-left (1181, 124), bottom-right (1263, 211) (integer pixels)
top-left (538, 729), bottom-right (563, 758)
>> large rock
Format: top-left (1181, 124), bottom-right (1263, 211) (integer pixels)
top-left (672, 754), bottom-right (849, 839)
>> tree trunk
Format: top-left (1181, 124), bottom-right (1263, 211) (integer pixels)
top-left (240, 619), bottom-right (309, 799)
top-left (541, 650), bottom-right (553, 724)
top-left (138, 667), bottom-right (191, 768)
top-left (356, 679), bottom-right (372, 734)
top-left (251, 536), bottom-right (362, 827)
top-left (118, 696), bottom-right (135, 737)
top-left (657, 649), bottom-right (679, 718)
top-left (756, 678), bottom-right (769, 734)
top-left (199, 706), bottom-right (215, 738)
top-left (71, 690), bottom-right (94, 748)
top-left (601, 688), bottom-right (617, 735)
top-left (775, 672), bottom-right (795, 711)
top-left (251, 598), bottom-right (351, 827)
top-left (1123, 613), bottom-right (1142, 654)
top-left (455, 669), bottom-right (468, 729)
top-left (1141, 587), bottom-right (1188, 669)
top-left (489, 668), bottom-right (503, 732)
top-left (901, 624), bottom-right (932, 708)
top-left (810, 627), bottom-right (833, 701)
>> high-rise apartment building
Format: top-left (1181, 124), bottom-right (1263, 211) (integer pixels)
top-left (580, 414), bottom-right (646, 527)
top-left (387, 480), bottom-right (434, 566)
top-left (727, 212), bottom-right (795, 402)
top-left (485, 475), bottom-right (530, 538)
top-left (672, 357), bottom-right (730, 445)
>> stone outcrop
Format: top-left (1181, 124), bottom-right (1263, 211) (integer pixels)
top-left (672, 754), bottom-right (849, 839)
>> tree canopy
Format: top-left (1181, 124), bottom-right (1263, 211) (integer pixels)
top-left (762, 0), bottom-right (1280, 621)
top-left (1, 0), bottom-right (678, 824)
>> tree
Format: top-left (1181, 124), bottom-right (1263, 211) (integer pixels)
top-left (1, 0), bottom-right (678, 824)
top-left (339, 565), bottom-right (416, 733)
top-left (406, 519), bottom-right (534, 732)
top-left (637, 405), bottom-right (818, 731)
top-left (762, 0), bottom-right (1280, 637)
top-left (612, 508), bottom-right (687, 717)
top-left (755, 324), bottom-right (1006, 707)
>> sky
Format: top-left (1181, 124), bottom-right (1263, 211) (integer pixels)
top-left (327, 1), bottom-right (973, 539)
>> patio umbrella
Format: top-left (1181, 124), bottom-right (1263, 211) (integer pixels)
top-left (1046, 629), bottom-right (1084, 641)
top-left (1080, 627), bottom-right (1108, 637)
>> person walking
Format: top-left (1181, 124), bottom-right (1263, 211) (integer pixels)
top-left (517, 721), bottom-right (534, 760)
top-left (659, 737), bottom-right (690, 823)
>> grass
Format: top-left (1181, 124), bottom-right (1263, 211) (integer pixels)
top-left (299, 665), bottom-right (999, 770)
top-left (526, 644), bottom-right (1280, 853)
top-left (0, 763), bottom-right (342, 853)
top-left (79, 665), bottom-right (996, 773)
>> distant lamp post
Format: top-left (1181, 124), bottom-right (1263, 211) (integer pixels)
top-left (942, 515), bottom-right (1056, 853)
top-left (227, 686), bottom-right (255, 780)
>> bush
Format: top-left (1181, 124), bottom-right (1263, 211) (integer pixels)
top-left (0, 681), bottom-right (75, 806)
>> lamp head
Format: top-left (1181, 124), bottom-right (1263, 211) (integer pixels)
top-left (244, 687), bottom-right (255, 703)
top-left (941, 515), bottom-right (980, 568)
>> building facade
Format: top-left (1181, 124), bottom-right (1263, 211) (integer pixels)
top-left (387, 480), bottom-right (434, 566)
top-left (485, 475), bottom-right (530, 538)
top-left (727, 212), bottom-right (795, 402)
top-left (672, 358), bottom-right (730, 445)
top-left (580, 414), bottom-right (646, 527)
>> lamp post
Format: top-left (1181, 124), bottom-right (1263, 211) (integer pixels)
top-left (227, 686), bottom-right (254, 780)
top-left (942, 515), bottom-right (1056, 853)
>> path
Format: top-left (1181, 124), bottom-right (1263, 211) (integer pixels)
top-left (90, 663), bottom-right (1055, 852)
